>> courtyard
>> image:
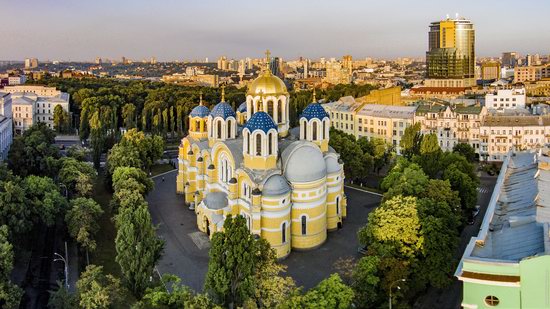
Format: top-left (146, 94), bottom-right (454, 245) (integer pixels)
top-left (147, 170), bottom-right (381, 291)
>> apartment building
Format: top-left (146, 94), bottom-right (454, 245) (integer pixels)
top-left (3, 85), bottom-right (61, 97)
top-left (485, 88), bottom-right (526, 110)
top-left (355, 104), bottom-right (416, 154)
top-left (480, 115), bottom-right (550, 161)
top-left (323, 96), bottom-right (361, 135)
top-left (514, 65), bottom-right (550, 83)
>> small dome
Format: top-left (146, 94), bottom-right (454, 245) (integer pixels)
top-left (210, 102), bottom-right (236, 119)
top-left (203, 191), bottom-right (228, 210)
top-left (247, 71), bottom-right (288, 96)
top-left (190, 105), bottom-right (210, 118)
top-left (244, 111), bottom-right (277, 133)
top-left (325, 156), bottom-right (341, 174)
top-left (282, 141), bottom-right (327, 182)
top-left (301, 103), bottom-right (329, 121)
top-left (237, 102), bottom-right (247, 113)
top-left (262, 174), bottom-right (291, 196)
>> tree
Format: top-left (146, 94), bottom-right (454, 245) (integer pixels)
top-left (115, 203), bottom-right (164, 297)
top-left (76, 265), bottom-right (123, 309)
top-left (400, 122), bottom-right (422, 159)
top-left (53, 105), bottom-right (70, 133)
top-left (112, 166), bottom-right (153, 195)
top-left (0, 180), bottom-right (32, 235)
top-left (281, 274), bottom-right (354, 309)
top-left (137, 274), bottom-right (193, 308)
top-left (66, 198), bottom-right (103, 252)
top-left (89, 110), bottom-right (104, 169)
top-left (66, 145), bottom-right (89, 162)
top-left (382, 163), bottom-right (429, 200)
top-left (24, 175), bottom-right (68, 227)
top-left (453, 143), bottom-right (476, 162)
top-left (122, 103), bottom-right (136, 129)
top-left (59, 157), bottom-right (96, 198)
top-left (48, 281), bottom-right (77, 309)
top-left (0, 225), bottom-right (23, 309)
top-left (7, 123), bottom-right (60, 177)
top-left (443, 164), bottom-right (478, 212)
top-left (352, 255), bottom-right (381, 308)
top-left (414, 133), bottom-right (442, 178)
top-left (204, 215), bottom-right (268, 308)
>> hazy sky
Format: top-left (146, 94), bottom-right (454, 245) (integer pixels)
top-left (2, 0), bottom-right (549, 61)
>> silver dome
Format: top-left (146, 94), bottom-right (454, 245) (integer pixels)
top-left (204, 191), bottom-right (228, 210)
top-left (325, 156), bottom-right (341, 174)
top-left (262, 174), bottom-right (291, 196)
top-left (282, 141), bottom-right (327, 183)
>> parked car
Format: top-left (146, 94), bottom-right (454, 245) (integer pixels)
top-left (468, 205), bottom-right (481, 225)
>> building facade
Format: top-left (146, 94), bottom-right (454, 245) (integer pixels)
top-left (485, 88), bottom-right (526, 110)
top-left (0, 93), bottom-right (13, 160)
top-left (514, 65), bottom-right (550, 83)
top-left (177, 55), bottom-right (347, 258)
top-left (456, 150), bottom-right (550, 308)
top-left (479, 115), bottom-right (550, 161)
top-left (425, 17), bottom-right (476, 87)
top-left (6, 86), bottom-right (70, 134)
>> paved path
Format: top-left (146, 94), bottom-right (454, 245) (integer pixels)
top-left (147, 170), bottom-right (382, 290)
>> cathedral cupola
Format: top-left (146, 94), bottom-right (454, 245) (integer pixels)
top-left (242, 99), bottom-right (278, 170)
top-left (246, 50), bottom-right (290, 137)
top-left (300, 88), bottom-right (330, 152)
top-left (188, 91), bottom-right (210, 140)
top-left (208, 86), bottom-right (237, 146)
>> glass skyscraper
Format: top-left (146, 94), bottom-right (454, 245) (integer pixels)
top-left (425, 17), bottom-right (475, 87)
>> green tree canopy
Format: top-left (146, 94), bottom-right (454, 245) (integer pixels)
top-left (24, 175), bottom-right (68, 227)
top-left (112, 166), bottom-right (153, 195)
top-left (66, 198), bottom-right (104, 251)
top-left (76, 265), bottom-right (123, 309)
top-left (281, 274), bottom-right (354, 309)
top-left (0, 225), bottom-right (23, 309)
top-left (453, 143), bottom-right (476, 162)
top-left (399, 122), bottom-right (422, 159)
top-left (115, 203), bottom-right (164, 297)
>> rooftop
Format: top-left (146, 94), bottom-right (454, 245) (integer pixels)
top-left (356, 104), bottom-right (416, 119)
top-left (456, 150), bottom-right (550, 275)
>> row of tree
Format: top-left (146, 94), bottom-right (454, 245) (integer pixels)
top-left (32, 77), bottom-right (378, 139)
top-left (337, 126), bottom-right (480, 307)
top-left (1, 124), bottom-right (99, 308)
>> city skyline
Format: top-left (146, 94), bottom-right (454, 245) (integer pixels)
top-left (2, 0), bottom-right (550, 61)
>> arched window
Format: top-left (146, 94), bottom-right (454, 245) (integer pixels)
top-left (217, 120), bottom-right (222, 139)
top-left (268, 132), bottom-right (273, 155)
top-left (322, 120), bottom-right (327, 139)
top-left (277, 99), bottom-right (283, 123)
top-left (195, 120), bottom-right (201, 131)
top-left (256, 134), bottom-right (262, 156)
top-left (227, 119), bottom-right (232, 138)
top-left (282, 222), bottom-right (286, 243)
top-left (301, 216), bottom-right (307, 235)
top-left (336, 197), bottom-right (340, 215)
top-left (267, 100), bottom-right (274, 118)
top-left (312, 121), bottom-right (318, 140)
top-left (243, 131), bottom-right (248, 154)
top-left (302, 122), bottom-right (307, 139)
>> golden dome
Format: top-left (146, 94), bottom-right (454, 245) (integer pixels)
top-left (247, 71), bottom-right (288, 96)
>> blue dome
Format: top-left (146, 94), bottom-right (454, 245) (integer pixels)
top-left (210, 102), bottom-right (236, 119)
top-left (301, 103), bottom-right (329, 121)
top-left (244, 111), bottom-right (277, 133)
top-left (237, 102), bottom-right (247, 113)
top-left (190, 105), bottom-right (210, 118)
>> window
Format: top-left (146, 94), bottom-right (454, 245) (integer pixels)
top-left (282, 223), bottom-right (286, 243)
top-left (336, 197), bottom-right (340, 215)
top-left (312, 121), bottom-right (318, 140)
top-left (217, 121), bottom-right (222, 138)
top-left (301, 216), bottom-right (307, 235)
top-left (256, 134), bottom-right (262, 156)
top-left (268, 132), bottom-right (273, 155)
top-left (484, 296), bottom-right (499, 306)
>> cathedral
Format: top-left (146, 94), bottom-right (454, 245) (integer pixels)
top-left (176, 52), bottom-right (347, 258)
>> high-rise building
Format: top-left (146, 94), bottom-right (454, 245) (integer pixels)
top-left (24, 58), bottom-right (39, 69)
top-left (342, 55), bottom-right (353, 75)
top-left (95, 57), bottom-right (102, 64)
top-left (481, 61), bottom-right (500, 81)
top-left (425, 16), bottom-right (475, 87)
top-left (502, 52), bottom-right (519, 68)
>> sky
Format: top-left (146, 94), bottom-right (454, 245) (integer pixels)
top-left (2, 0), bottom-right (550, 62)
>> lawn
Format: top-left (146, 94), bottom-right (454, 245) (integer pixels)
top-left (150, 163), bottom-right (176, 176)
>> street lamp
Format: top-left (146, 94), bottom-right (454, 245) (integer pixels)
top-left (54, 252), bottom-right (69, 290)
top-left (389, 278), bottom-right (406, 309)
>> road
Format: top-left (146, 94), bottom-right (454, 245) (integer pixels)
top-left (147, 170), bottom-right (381, 291)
